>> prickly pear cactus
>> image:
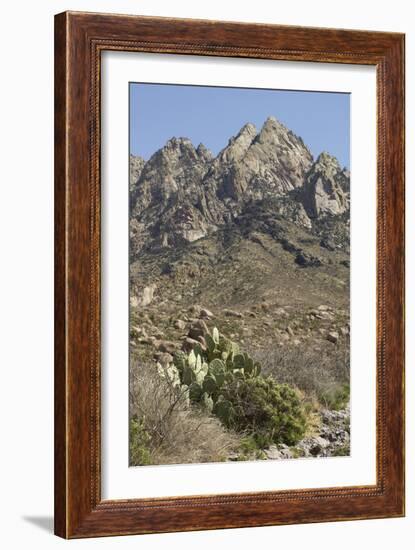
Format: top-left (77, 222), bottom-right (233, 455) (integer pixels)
top-left (232, 353), bottom-right (246, 370)
top-left (213, 398), bottom-right (234, 426)
top-left (157, 362), bottom-right (181, 387)
top-left (173, 350), bottom-right (187, 372)
top-left (202, 375), bottom-right (218, 395)
top-left (188, 349), bottom-right (197, 368)
top-left (182, 365), bottom-right (195, 386)
top-left (188, 382), bottom-right (203, 401)
top-left (208, 358), bottom-right (226, 387)
top-left (161, 325), bottom-right (264, 420)
top-left (205, 334), bottom-right (216, 355)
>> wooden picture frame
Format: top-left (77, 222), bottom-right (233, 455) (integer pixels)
top-left (54, 11), bottom-right (405, 538)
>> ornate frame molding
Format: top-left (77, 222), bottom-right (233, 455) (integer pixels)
top-left (55, 11), bottom-right (404, 538)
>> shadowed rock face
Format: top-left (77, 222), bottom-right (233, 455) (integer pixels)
top-left (129, 117), bottom-right (350, 256)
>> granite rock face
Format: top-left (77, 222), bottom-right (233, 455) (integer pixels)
top-left (129, 117), bottom-right (350, 256)
top-left (300, 152), bottom-right (350, 218)
top-left (129, 154), bottom-right (145, 193)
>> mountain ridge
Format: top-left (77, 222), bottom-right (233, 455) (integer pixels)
top-left (129, 116), bottom-right (350, 257)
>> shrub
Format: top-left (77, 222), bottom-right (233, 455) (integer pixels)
top-left (216, 376), bottom-right (307, 447)
top-left (318, 383), bottom-right (350, 411)
top-left (129, 416), bottom-right (152, 466)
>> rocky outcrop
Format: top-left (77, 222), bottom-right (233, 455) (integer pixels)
top-left (259, 407), bottom-right (350, 460)
top-left (129, 154), bottom-right (145, 193)
top-left (204, 117), bottom-right (313, 205)
top-left (300, 152), bottom-right (350, 218)
top-left (129, 119), bottom-right (350, 256)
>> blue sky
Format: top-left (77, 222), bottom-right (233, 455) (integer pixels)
top-left (130, 83), bottom-right (350, 168)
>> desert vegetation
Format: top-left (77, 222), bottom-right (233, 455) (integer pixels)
top-left (130, 324), bottom-right (349, 465)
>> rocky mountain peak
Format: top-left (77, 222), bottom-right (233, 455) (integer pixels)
top-left (257, 115), bottom-right (286, 138)
top-left (301, 152), bottom-right (350, 219)
top-left (129, 118), bottom-right (350, 255)
top-left (218, 123), bottom-right (257, 164)
top-left (236, 116), bottom-right (314, 196)
top-left (236, 122), bottom-right (257, 139)
top-left (162, 136), bottom-right (197, 157)
top-left (314, 151), bottom-right (342, 176)
top-left (196, 143), bottom-right (213, 162)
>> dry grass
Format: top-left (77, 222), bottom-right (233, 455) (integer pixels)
top-left (129, 361), bottom-right (239, 466)
top-left (250, 340), bottom-right (350, 407)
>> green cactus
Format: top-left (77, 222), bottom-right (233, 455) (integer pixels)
top-left (192, 343), bottom-right (204, 358)
top-left (218, 336), bottom-right (233, 354)
top-left (188, 382), bottom-right (203, 401)
top-left (173, 350), bottom-right (187, 372)
top-left (188, 349), bottom-right (197, 368)
top-left (232, 353), bottom-right (246, 370)
top-left (209, 358), bottom-right (224, 371)
top-left (244, 356), bottom-right (254, 375)
top-left (156, 362), bottom-right (181, 387)
top-left (205, 333), bottom-right (216, 355)
top-left (213, 398), bottom-right (234, 426)
top-left (182, 365), bottom-right (195, 386)
top-left (162, 326), bottom-right (267, 427)
top-left (233, 369), bottom-right (245, 379)
top-left (231, 341), bottom-right (240, 355)
top-left (202, 375), bottom-right (218, 394)
top-left (208, 358), bottom-right (226, 387)
top-left (195, 360), bottom-right (208, 385)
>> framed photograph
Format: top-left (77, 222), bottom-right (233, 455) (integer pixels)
top-left (54, 11), bottom-right (405, 538)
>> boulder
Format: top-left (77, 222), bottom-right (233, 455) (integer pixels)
top-left (224, 309), bottom-right (243, 318)
top-left (264, 446), bottom-right (283, 460)
top-left (138, 336), bottom-right (156, 345)
top-left (309, 436), bottom-right (330, 456)
top-left (188, 319), bottom-right (209, 340)
top-left (139, 284), bottom-right (156, 307)
top-left (295, 252), bottom-right (322, 267)
top-left (199, 308), bottom-right (214, 319)
top-left (182, 337), bottom-right (201, 352)
top-left (154, 352), bottom-right (174, 365)
top-left (155, 340), bottom-right (178, 353)
top-left (327, 331), bottom-right (339, 344)
top-left (174, 319), bottom-right (186, 330)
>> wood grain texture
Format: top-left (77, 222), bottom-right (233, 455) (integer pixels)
top-left (54, 11), bottom-right (405, 539)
